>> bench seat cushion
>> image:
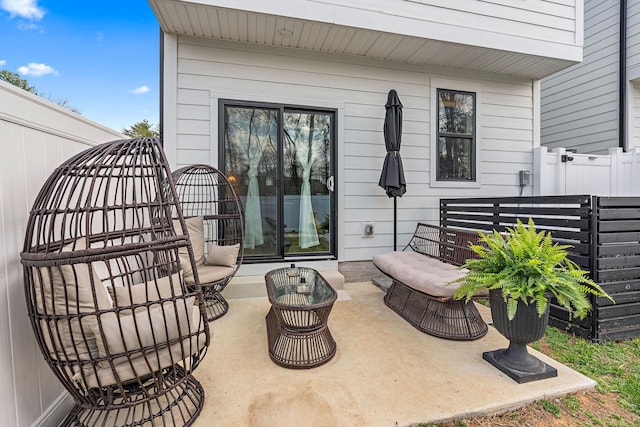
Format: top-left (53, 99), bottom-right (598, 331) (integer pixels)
top-left (373, 251), bottom-right (475, 299)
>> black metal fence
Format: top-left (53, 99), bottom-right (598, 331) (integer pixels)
top-left (440, 195), bottom-right (640, 342)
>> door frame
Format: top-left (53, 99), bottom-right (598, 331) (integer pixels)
top-left (218, 98), bottom-right (338, 263)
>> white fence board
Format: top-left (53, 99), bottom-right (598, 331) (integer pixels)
top-left (534, 146), bottom-right (640, 196)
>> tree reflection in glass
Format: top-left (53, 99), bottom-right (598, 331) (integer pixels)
top-left (437, 90), bottom-right (475, 181)
top-left (224, 106), bottom-right (278, 250)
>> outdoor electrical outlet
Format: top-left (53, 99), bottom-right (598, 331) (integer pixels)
top-left (362, 222), bottom-right (375, 237)
top-left (519, 170), bottom-right (531, 186)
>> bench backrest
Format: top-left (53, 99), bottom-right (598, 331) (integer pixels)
top-left (406, 223), bottom-right (481, 267)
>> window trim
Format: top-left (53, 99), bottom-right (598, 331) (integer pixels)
top-left (429, 79), bottom-right (481, 189)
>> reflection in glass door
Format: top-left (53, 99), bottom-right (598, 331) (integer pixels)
top-left (221, 101), bottom-right (335, 261)
top-left (283, 111), bottom-right (332, 255)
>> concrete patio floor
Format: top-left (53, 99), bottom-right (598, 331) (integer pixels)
top-left (192, 280), bottom-right (595, 427)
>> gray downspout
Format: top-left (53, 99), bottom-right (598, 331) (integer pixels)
top-left (620, 0), bottom-right (627, 151)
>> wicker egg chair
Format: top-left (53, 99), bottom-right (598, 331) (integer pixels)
top-left (171, 164), bottom-right (244, 321)
top-left (20, 138), bottom-right (210, 427)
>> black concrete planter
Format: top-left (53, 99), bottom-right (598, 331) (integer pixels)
top-left (483, 289), bottom-right (558, 383)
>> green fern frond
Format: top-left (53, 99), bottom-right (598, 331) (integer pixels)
top-left (452, 217), bottom-right (614, 319)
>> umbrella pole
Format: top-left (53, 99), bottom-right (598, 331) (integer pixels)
top-left (393, 196), bottom-right (397, 251)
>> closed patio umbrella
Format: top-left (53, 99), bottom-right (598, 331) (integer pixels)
top-left (378, 89), bottom-right (406, 250)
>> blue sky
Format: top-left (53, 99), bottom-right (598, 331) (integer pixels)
top-left (0, 0), bottom-right (159, 132)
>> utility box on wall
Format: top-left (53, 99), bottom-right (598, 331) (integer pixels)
top-left (362, 222), bottom-right (375, 237)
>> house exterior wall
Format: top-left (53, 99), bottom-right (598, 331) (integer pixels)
top-left (164, 0), bottom-right (583, 62)
top-left (163, 34), bottom-right (537, 263)
top-left (541, 0), bottom-right (620, 154)
top-left (0, 81), bottom-right (123, 427)
top-left (632, 81), bottom-right (640, 147)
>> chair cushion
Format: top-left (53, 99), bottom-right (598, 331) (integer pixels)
top-left (373, 251), bottom-right (471, 299)
top-left (93, 296), bottom-right (195, 368)
top-left (111, 271), bottom-right (183, 308)
top-left (34, 241), bottom-right (112, 361)
top-left (173, 216), bottom-right (205, 279)
top-left (86, 304), bottom-right (207, 388)
top-left (185, 264), bottom-right (235, 285)
top-left (206, 243), bottom-right (240, 267)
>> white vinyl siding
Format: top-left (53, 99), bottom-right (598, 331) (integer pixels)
top-left (169, 35), bottom-right (535, 261)
top-left (157, 0), bottom-right (582, 61)
top-left (626, 0), bottom-right (640, 71)
top-left (632, 82), bottom-right (640, 148)
top-left (541, 0), bottom-right (620, 154)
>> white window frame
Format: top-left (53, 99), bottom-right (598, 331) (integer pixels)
top-left (430, 78), bottom-right (481, 189)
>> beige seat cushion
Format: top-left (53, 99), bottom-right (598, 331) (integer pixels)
top-left (173, 216), bottom-right (205, 279)
top-left (92, 296), bottom-right (195, 368)
top-left (185, 264), bottom-right (235, 285)
top-left (86, 304), bottom-right (207, 389)
top-left (206, 243), bottom-right (240, 267)
top-left (373, 251), bottom-right (476, 299)
top-left (34, 241), bottom-right (112, 361)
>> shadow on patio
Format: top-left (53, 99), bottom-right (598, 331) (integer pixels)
top-left (193, 280), bottom-right (595, 427)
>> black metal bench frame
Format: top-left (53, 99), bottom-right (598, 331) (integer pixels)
top-left (376, 223), bottom-right (488, 340)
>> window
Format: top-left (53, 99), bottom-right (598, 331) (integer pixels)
top-left (436, 89), bottom-right (476, 181)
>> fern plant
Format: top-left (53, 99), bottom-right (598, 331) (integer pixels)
top-left (452, 218), bottom-right (613, 321)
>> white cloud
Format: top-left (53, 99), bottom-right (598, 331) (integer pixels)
top-left (1, 0), bottom-right (45, 20)
top-left (17, 62), bottom-right (58, 77)
top-left (17, 21), bottom-right (41, 31)
top-left (131, 86), bottom-right (150, 95)
top-left (0, 60), bottom-right (6, 66)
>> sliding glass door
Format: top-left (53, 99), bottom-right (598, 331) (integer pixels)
top-left (221, 100), bottom-right (336, 261)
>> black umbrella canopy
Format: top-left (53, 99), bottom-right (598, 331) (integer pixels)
top-left (378, 89), bottom-right (406, 198)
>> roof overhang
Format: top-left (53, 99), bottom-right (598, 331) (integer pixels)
top-left (148, 0), bottom-right (582, 79)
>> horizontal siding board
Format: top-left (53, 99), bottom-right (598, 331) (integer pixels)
top-left (177, 104), bottom-right (210, 120)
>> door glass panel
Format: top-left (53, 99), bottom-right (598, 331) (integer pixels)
top-left (224, 106), bottom-right (279, 256)
top-left (283, 111), bottom-right (332, 255)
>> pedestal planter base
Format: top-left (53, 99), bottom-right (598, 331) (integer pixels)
top-left (483, 348), bottom-right (557, 384)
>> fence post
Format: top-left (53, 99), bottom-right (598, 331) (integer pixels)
top-left (590, 195), bottom-right (599, 342)
top-left (552, 147), bottom-right (566, 195)
top-left (533, 146), bottom-right (545, 196)
top-left (608, 147), bottom-right (623, 195)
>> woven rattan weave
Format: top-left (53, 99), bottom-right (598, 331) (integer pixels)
top-left (377, 223), bottom-right (488, 340)
top-left (172, 164), bottom-right (244, 321)
top-left (265, 267), bottom-right (337, 369)
top-left (21, 138), bottom-right (210, 426)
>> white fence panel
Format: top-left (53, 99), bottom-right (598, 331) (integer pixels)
top-left (534, 146), bottom-right (640, 196)
top-left (0, 80), bottom-right (123, 427)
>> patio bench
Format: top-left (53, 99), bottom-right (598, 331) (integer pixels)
top-left (372, 223), bottom-right (488, 340)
